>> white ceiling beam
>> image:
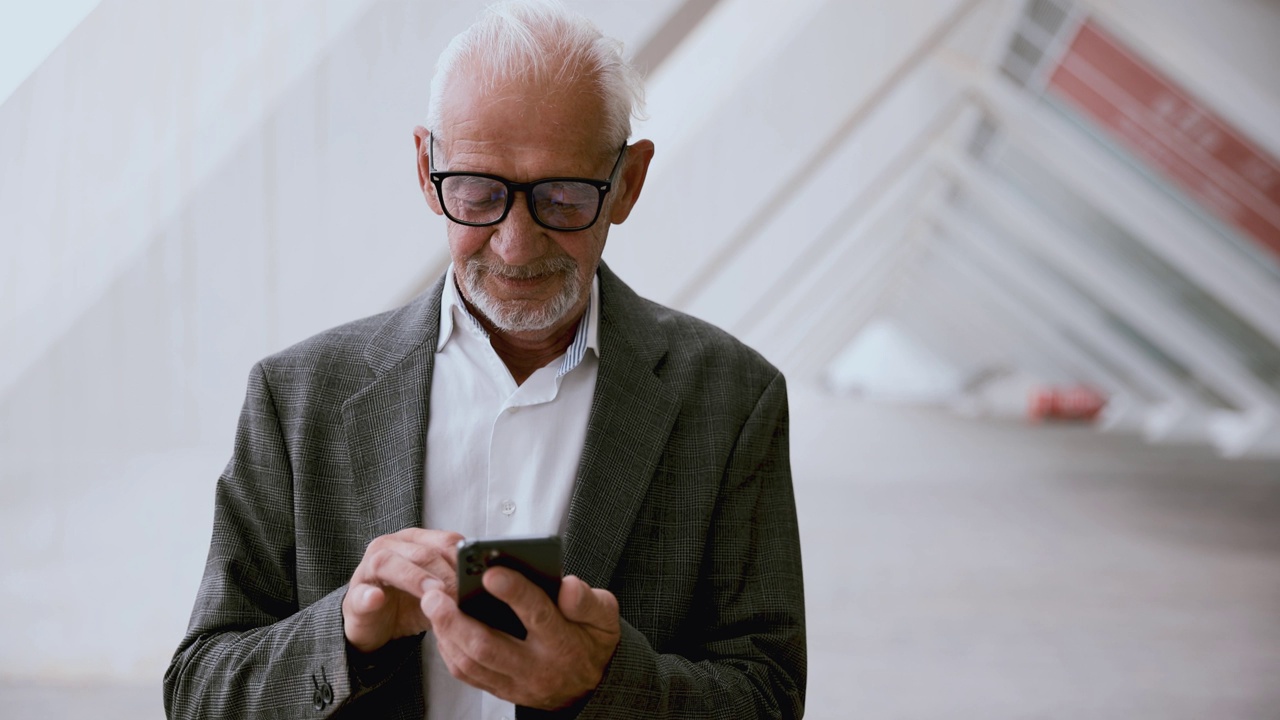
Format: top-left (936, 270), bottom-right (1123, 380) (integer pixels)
top-left (608, 0), bottom-right (992, 306)
top-left (931, 207), bottom-right (1231, 442)
top-left (775, 226), bottom-right (922, 379)
top-left (940, 150), bottom-right (1280, 416)
top-left (890, 254), bottom-right (1047, 374)
top-left (924, 239), bottom-right (1163, 430)
top-left (935, 204), bottom-right (1201, 408)
top-left (742, 168), bottom-right (946, 358)
top-left (928, 236), bottom-right (1132, 394)
top-left (970, 71), bottom-right (1280, 349)
top-left (688, 91), bottom-right (983, 336)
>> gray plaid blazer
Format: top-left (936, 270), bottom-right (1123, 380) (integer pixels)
top-left (164, 263), bottom-right (806, 719)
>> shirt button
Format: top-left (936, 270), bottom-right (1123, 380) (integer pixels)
top-left (500, 500), bottom-right (516, 516)
top-left (507, 406), bottom-right (520, 414)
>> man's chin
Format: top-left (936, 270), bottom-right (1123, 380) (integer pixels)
top-left (472, 290), bottom-right (575, 334)
top-left (483, 308), bottom-right (562, 335)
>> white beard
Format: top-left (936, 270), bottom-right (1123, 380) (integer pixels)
top-left (459, 255), bottom-right (584, 333)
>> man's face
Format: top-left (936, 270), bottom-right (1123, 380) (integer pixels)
top-left (415, 72), bottom-right (649, 343)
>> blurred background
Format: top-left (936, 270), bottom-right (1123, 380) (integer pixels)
top-left (2, 0), bottom-right (1279, 717)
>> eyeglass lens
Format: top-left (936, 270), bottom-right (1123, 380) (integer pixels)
top-left (439, 176), bottom-right (601, 229)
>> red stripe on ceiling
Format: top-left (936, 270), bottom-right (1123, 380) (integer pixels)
top-left (1046, 18), bottom-right (1280, 258)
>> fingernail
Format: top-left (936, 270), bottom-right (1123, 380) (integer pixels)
top-left (422, 578), bottom-right (441, 595)
top-left (422, 590), bottom-right (441, 614)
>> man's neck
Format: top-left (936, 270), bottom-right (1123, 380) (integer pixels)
top-left (462, 296), bottom-right (586, 386)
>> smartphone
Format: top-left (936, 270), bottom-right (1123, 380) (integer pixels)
top-left (456, 535), bottom-right (563, 640)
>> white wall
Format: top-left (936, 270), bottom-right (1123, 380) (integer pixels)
top-left (0, 0), bottom-right (676, 682)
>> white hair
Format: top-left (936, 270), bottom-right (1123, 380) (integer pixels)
top-left (426, 0), bottom-right (646, 153)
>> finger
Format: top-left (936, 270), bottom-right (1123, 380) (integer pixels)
top-left (347, 583), bottom-right (387, 616)
top-left (392, 528), bottom-right (465, 567)
top-left (426, 589), bottom-right (523, 695)
top-left (374, 539), bottom-right (460, 594)
top-left (557, 575), bottom-right (588, 620)
top-left (421, 587), bottom-right (461, 634)
top-left (433, 633), bottom-right (516, 696)
top-left (558, 576), bottom-right (619, 630)
top-left (423, 587), bottom-right (523, 656)
top-left (343, 584), bottom-right (397, 653)
top-left (358, 549), bottom-right (438, 599)
top-left (483, 567), bottom-right (560, 634)
top-left (421, 587), bottom-right (499, 643)
top-left (377, 538), bottom-right (459, 574)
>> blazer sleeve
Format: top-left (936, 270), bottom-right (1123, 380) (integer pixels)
top-left (530, 370), bottom-right (806, 719)
top-left (163, 362), bottom-right (418, 719)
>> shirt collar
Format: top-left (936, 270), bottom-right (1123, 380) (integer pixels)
top-left (558, 272), bottom-right (599, 378)
top-left (436, 264), bottom-right (600, 377)
top-left (436, 264), bottom-right (489, 351)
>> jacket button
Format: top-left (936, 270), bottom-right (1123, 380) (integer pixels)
top-left (312, 667), bottom-right (334, 710)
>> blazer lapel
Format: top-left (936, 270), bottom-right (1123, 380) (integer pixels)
top-left (563, 265), bottom-right (679, 590)
top-left (342, 278), bottom-right (444, 544)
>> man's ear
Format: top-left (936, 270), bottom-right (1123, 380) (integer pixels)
top-left (607, 139), bottom-right (655, 225)
top-left (413, 126), bottom-right (444, 215)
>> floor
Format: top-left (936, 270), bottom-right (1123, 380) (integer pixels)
top-left (4, 392), bottom-right (1279, 719)
top-left (791, 392), bottom-right (1280, 720)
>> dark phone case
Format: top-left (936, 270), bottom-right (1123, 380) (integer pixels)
top-left (457, 536), bottom-right (563, 640)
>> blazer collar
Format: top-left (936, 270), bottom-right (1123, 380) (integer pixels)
top-left (363, 276), bottom-right (445, 374)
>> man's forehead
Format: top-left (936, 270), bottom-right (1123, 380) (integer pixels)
top-left (435, 78), bottom-right (613, 169)
top-left (436, 134), bottom-right (610, 179)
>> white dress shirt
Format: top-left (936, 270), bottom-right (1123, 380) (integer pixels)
top-left (423, 265), bottom-right (600, 720)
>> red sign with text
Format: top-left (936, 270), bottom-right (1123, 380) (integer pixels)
top-left (1046, 19), bottom-right (1280, 259)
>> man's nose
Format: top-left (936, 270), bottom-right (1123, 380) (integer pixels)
top-left (490, 192), bottom-right (548, 265)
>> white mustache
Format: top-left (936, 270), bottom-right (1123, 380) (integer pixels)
top-left (469, 256), bottom-right (577, 280)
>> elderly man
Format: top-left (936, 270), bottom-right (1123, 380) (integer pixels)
top-left (164, 1), bottom-right (805, 718)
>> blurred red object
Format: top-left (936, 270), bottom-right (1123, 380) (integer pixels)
top-left (1029, 386), bottom-right (1107, 422)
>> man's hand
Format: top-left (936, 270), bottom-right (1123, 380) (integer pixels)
top-left (342, 528), bottom-right (464, 653)
top-left (421, 569), bottom-right (621, 710)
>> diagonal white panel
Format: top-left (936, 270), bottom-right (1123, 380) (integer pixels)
top-left (684, 77), bottom-right (980, 337)
top-left (604, 0), bottom-right (981, 306)
top-left (972, 73), bottom-right (1280, 349)
top-left (942, 150), bottom-right (1280, 415)
top-left (936, 203), bottom-right (1200, 408)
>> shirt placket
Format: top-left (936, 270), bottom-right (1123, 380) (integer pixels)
top-left (486, 365), bottom-right (560, 536)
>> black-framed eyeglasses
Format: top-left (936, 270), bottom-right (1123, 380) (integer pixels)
top-left (429, 134), bottom-right (627, 231)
